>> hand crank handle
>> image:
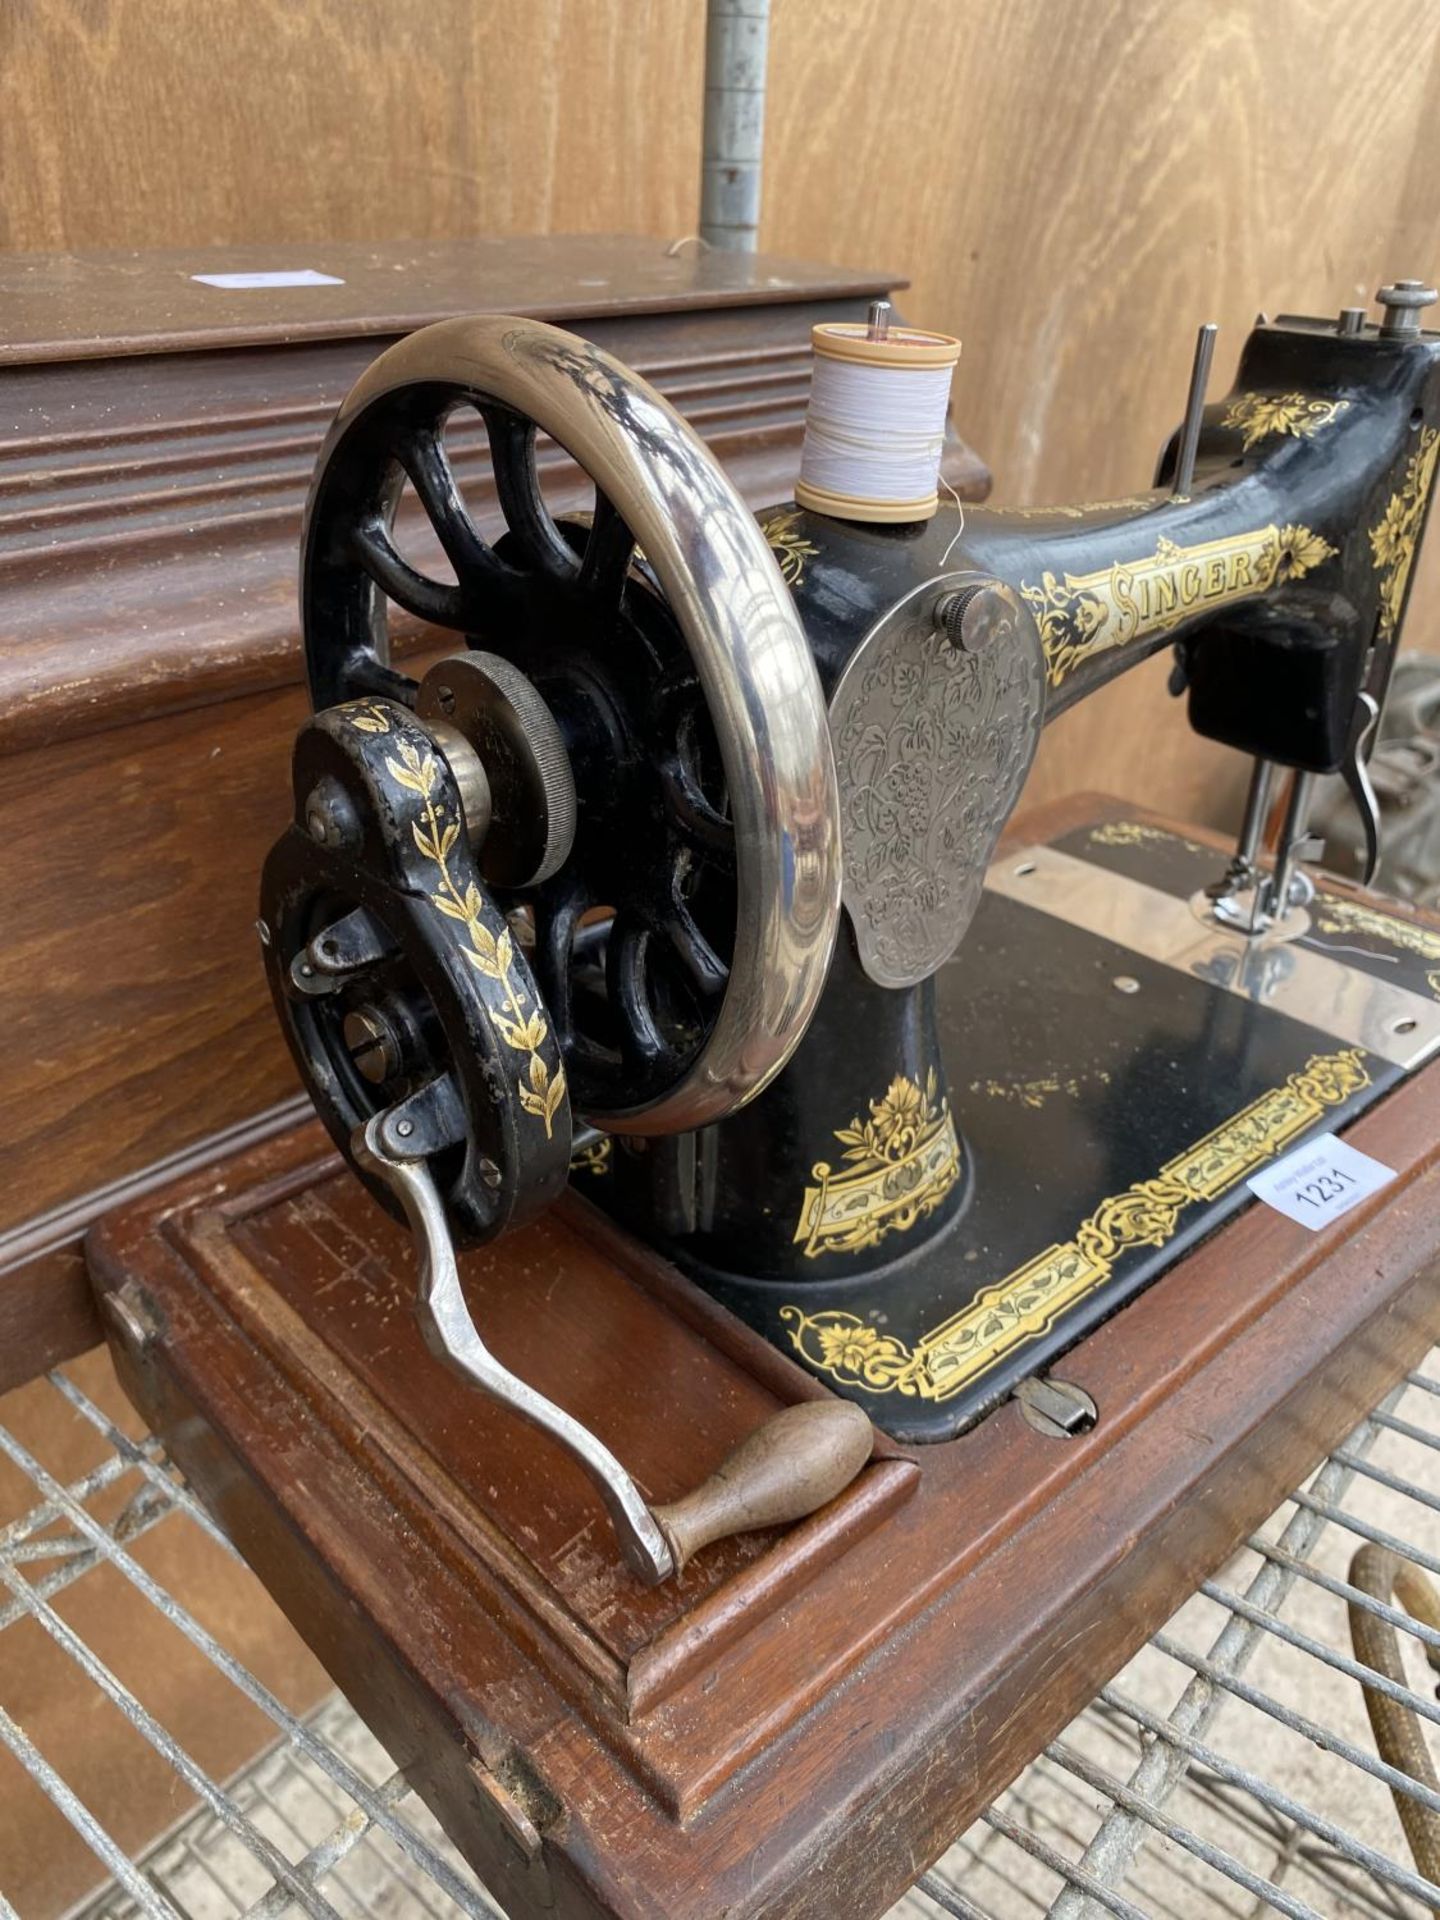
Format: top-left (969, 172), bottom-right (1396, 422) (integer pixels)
top-left (356, 1115), bottom-right (874, 1585)
top-left (652, 1398), bottom-right (874, 1576)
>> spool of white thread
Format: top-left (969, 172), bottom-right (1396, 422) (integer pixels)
top-left (795, 320), bottom-right (962, 524)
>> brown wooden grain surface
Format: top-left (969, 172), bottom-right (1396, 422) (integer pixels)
top-left (0, 685), bottom-right (306, 1232)
top-left (0, 3), bottom-right (706, 256)
top-left (0, 237), bottom-right (904, 363)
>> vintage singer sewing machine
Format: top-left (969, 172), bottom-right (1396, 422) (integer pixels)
top-left (254, 278), bottom-right (1440, 1541)
top-left (88, 272), bottom-right (1440, 1917)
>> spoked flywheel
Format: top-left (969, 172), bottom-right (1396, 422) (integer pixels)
top-left (261, 315), bottom-right (841, 1244)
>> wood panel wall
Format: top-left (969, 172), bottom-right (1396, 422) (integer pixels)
top-left (0, 1), bottom-right (704, 252)
top-left (4, 0), bottom-right (1440, 822)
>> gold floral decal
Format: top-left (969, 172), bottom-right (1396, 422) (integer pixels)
top-left (348, 702), bottom-right (395, 735)
top-left (1007, 495), bottom-right (1159, 521)
top-left (761, 506), bottom-right (819, 588)
top-left (380, 728), bottom-right (566, 1138)
top-left (1088, 820), bottom-right (1208, 856)
top-left (783, 1046), bottom-right (1369, 1399)
top-left (570, 1135), bottom-right (613, 1176)
top-left (1370, 427), bottom-right (1440, 640)
top-left (970, 1068), bottom-right (1112, 1109)
top-left (793, 1068), bottom-right (961, 1259)
top-left (1313, 897), bottom-right (1440, 998)
top-left (1022, 522), bottom-right (1335, 687)
top-left (1222, 393), bottom-right (1350, 452)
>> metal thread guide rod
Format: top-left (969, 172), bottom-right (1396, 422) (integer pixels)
top-left (1171, 321), bottom-right (1218, 500)
top-left (1262, 768), bottom-right (1322, 922)
top-left (867, 298), bottom-right (892, 342)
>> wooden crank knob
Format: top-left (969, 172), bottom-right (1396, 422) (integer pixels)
top-left (650, 1399), bottom-right (874, 1576)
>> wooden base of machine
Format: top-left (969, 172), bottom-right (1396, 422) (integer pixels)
top-left (85, 811), bottom-right (1440, 1920)
top-left (86, 1102), bottom-right (1440, 1915)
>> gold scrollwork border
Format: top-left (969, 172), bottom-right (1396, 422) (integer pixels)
top-left (1088, 820), bottom-right (1209, 857)
top-left (782, 1046), bottom-right (1370, 1402)
top-left (570, 1135), bottom-right (613, 1176)
top-left (760, 505), bottom-right (819, 587)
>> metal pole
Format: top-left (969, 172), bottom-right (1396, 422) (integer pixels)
top-left (1170, 322), bottom-right (1217, 499)
top-left (699, 0), bottom-right (771, 251)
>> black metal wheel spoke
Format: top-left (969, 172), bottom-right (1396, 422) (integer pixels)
top-left (485, 407), bottom-right (581, 580)
top-left (350, 517), bottom-right (473, 630)
top-left (658, 750), bottom-right (735, 856)
top-left (530, 879), bottom-right (616, 1074)
top-left (400, 428), bottom-right (516, 602)
top-left (350, 658), bottom-right (420, 704)
top-left (664, 897), bottom-right (729, 999)
top-left (577, 490), bottom-right (637, 612)
top-left (533, 877), bottom-right (585, 1037)
top-left (607, 912), bottom-right (666, 1067)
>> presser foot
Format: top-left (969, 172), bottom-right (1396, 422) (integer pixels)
top-left (1207, 711), bottom-right (1385, 938)
top-left (354, 1114), bottom-right (874, 1584)
top-left (1205, 762), bottom-right (1324, 940)
top-left (1205, 869), bottom-right (1316, 941)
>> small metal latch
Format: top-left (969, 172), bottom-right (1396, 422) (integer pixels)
top-left (1014, 1374), bottom-right (1098, 1438)
top-left (469, 1754), bottom-right (552, 1865)
top-left (453, 1702), bottom-right (560, 1869)
top-left (102, 1280), bottom-right (161, 1353)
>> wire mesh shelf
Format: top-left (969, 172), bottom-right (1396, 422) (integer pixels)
top-left (2, 1357), bottom-right (1437, 1919)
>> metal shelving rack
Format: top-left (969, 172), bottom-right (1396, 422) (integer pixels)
top-left (3, 1361), bottom-right (1438, 1920)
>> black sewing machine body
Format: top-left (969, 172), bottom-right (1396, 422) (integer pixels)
top-left (581, 311), bottom-right (1440, 1434)
top-left (261, 292), bottom-right (1440, 1548)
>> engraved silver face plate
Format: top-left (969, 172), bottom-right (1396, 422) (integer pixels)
top-left (829, 574), bottom-right (1047, 989)
top-left (988, 845), bottom-right (1440, 1071)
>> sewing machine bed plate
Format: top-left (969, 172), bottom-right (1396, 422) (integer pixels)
top-left (720, 818), bottom-right (1440, 1441)
top-left (84, 798), bottom-right (1440, 1920)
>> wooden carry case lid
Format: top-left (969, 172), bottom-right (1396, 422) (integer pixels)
top-left (0, 235), bottom-right (917, 365)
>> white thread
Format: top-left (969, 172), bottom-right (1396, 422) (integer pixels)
top-left (799, 354), bottom-right (956, 510)
top-left (938, 474), bottom-right (967, 566)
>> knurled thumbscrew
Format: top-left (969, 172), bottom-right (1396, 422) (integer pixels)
top-left (933, 582), bottom-right (1014, 653)
top-left (1376, 279), bottom-right (1438, 338)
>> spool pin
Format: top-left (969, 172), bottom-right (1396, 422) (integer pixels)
top-left (795, 311), bottom-right (962, 524)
